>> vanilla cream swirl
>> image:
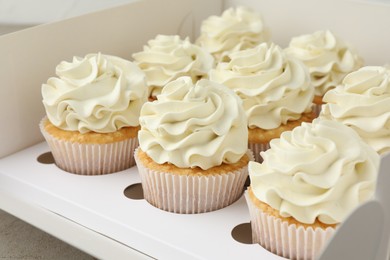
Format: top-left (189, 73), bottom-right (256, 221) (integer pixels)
top-left (42, 53), bottom-right (147, 133)
top-left (132, 35), bottom-right (214, 97)
top-left (138, 76), bottom-right (248, 170)
top-left (196, 6), bottom-right (270, 62)
top-left (249, 119), bottom-right (379, 225)
top-left (210, 42), bottom-right (314, 130)
top-left (285, 30), bottom-right (363, 96)
top-left (321, 66), bottom-right (390, 154)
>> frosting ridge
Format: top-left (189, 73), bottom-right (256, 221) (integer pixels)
top-left (42, 53), bottom-right (147, 133)
top-left (196, 6), bottom-right (270, 62)
top-left (210, 42), bottom-right (314, 130)
top-left (138, 76), bottom-right (248, 170)
top-left (249, 119), bottom-right (379, 224)
top-left (321, 66), bottom-right (390, 154)
top-left (284, 30), bottom-right (363, 96)
top-left (132, 34), bottom-right (214, 97)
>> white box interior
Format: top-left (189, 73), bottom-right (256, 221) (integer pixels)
top-left (0, 0), bottom-right (389, 259)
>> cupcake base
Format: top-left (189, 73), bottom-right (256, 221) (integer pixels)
top-left (135, 148), bottom-right (253, 214)
top-left (40, 117), bottom-right (139, 175)
top-left (245, 188), bottom-right (336, 260)
top-left (248, 112), bottom-right (316, 162)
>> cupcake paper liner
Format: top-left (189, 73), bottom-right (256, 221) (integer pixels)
top-left (245, 192), bottom-right (336, 260)
top-left (40, 118), bottom-right (138, 175)
top-left (248, 142), bottom-right (270, 163)
top-left (135, 148), bottom-right (253, 214)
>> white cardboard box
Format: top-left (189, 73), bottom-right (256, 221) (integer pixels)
top-left (0, 0), bottom-right (389, 259)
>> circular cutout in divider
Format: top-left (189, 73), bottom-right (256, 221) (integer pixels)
top-left (123, 183), bottom-right (144, 200)
top-left (37, 152), bottom-right (55, 164)
top-left (231, 222), bottom-right (253, 244)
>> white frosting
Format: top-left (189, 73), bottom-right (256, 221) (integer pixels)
top-left (249, 119), bottom-right (379, 224)
top-left (210, 42), bottom-right (314, 130)
top-left (285, 30), bottom-right (363, 96)
top-left (132, 34), bottom-right (214, 97)
top-left (138, 76), bottom-right (248, 170)
top-left (321, 66), bottom-right (390, 154)
top-left (42, 53), bottom-right (147, 133)
top-left (196, 6), bottom-right (270, 62)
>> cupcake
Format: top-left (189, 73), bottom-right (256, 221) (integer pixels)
top-left (132, 34), bottom-right (214, 100)
top-left (247, 119), bottom-right (379, 259)
top-left (284, 30), bottom-right (363, 115)
top-left (320, 66), bottom-right (390, 155)
top-left (40, 53), bottom-right (147, 175)
top-left (135, 76), bottom-right (252, 213)
top-left (196, 6), bottom-right (270, 62)
top-left (210, 42), bottom-right (315, 162)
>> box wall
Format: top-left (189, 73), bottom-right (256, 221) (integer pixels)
top-left (226, 0), bottom-right (390, 65)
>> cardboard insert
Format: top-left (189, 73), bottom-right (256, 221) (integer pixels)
top-left (0, 0), bottom-right (390, 259)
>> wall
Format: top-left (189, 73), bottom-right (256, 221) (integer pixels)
top-left (0, 0), bottom-right (137, 34)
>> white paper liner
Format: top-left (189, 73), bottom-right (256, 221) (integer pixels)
top-left (40, 118), bottom-right (139, 175)
top-left (248, 142), bottom-right (270, 163)
top-left (245, 192), bottom-right (336, 260)
top-left (135, 148), bottom-right (254, 214)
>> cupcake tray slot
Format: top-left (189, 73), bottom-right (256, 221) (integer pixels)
top-left (0, 142), bottom-right (284, 259)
